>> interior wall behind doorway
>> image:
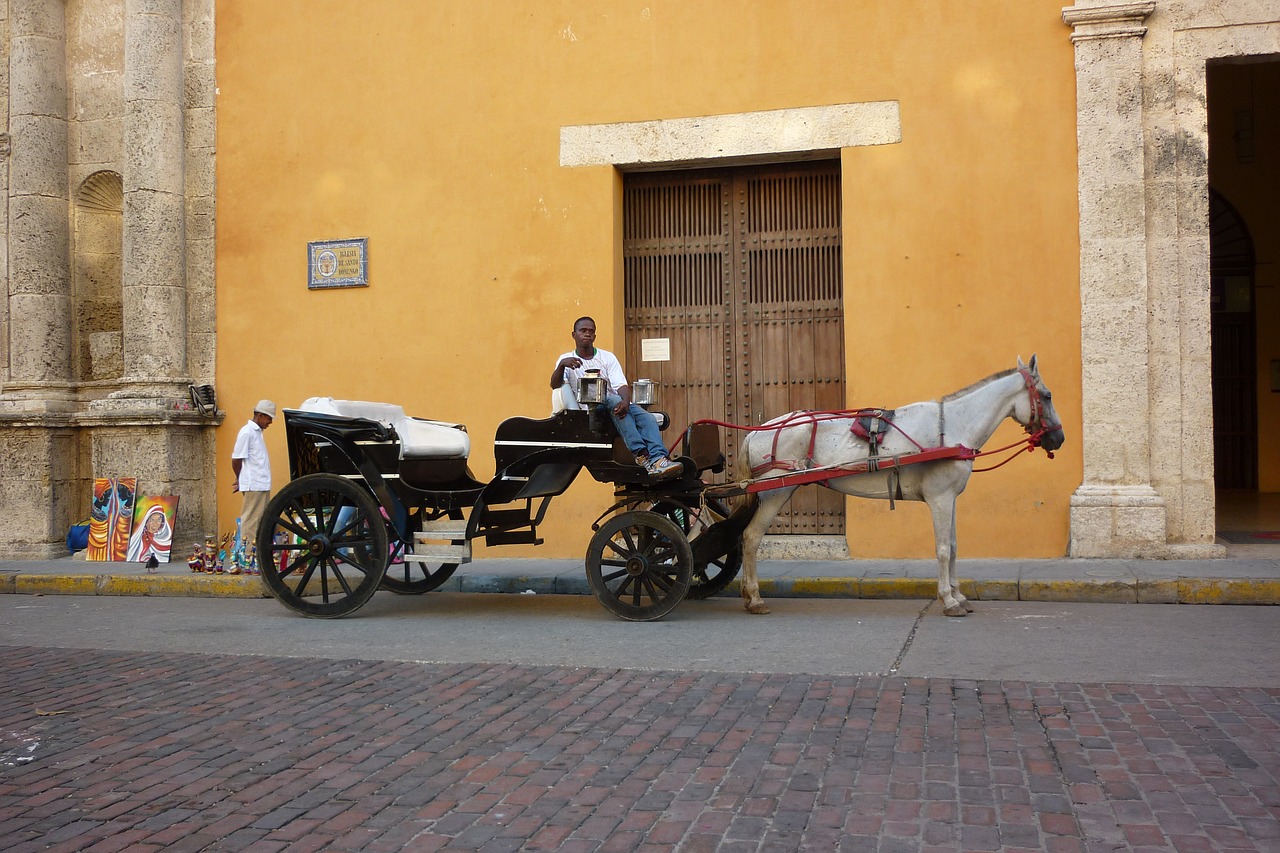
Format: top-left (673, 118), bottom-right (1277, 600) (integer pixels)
top-left (1207, 58), bottom-right (1280, 493)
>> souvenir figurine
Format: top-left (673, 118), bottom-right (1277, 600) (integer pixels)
top-left (203, 536), bottom-right (217, 572)
top-left (229, 518), bottom-right (245, 575)
top-left (215, 532), bottom-right (231, 574)
top-left (188, 545), bottom-right (204, 573)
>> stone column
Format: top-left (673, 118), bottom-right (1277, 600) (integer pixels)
top-left (6, 0), bottom-right (71, 392)
top-left (121, 0), bottom-right (187, 387)
top-left (1062, 2), bottom-right (1168, 557)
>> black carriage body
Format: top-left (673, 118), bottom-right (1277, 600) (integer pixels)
top-left (284, 407), bottom-right (725, 540)
top-left (268, 401), bottom-right (739, 621)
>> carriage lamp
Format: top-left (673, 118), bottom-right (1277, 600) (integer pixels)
top-left (578, 370), bottom-right (608, 405)
top-left (632, 379), bottom-right (656, 407)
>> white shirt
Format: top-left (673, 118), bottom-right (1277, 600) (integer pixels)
top-left (232, 419), bottom-right (272, 491)
top-left (557, 348), bottom-right (629, 402)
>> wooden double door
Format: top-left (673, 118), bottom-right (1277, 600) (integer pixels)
top-left (622, 161), bottom-right (846, 534)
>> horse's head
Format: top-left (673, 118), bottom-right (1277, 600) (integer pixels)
top-left (1015, 355), bottom-right (1065, 454)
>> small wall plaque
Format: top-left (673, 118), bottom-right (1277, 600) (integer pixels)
top-left (641, 338), bottom-right (671, 362)
top-left (308, 238), bottom-right (368, 289)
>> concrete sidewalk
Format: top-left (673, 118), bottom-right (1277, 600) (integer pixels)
top-left (3, 549), bottom-right (1278, 604)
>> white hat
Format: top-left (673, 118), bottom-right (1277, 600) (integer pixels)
top-left (254, 399), bottom-right (277, 419)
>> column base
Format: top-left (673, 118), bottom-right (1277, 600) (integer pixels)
top-left (1069, 484), bottom-right (1168, 558)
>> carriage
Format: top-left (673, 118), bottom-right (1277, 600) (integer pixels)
top-left (258, 357), bottom-right (1063, 621)
top-left (257, 395), bottom-right (755, 621)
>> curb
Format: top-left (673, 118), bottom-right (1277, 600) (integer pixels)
top-left (6, 572), bottom-right (267, 599)
top-left (1, 571), bottom-right (1277, 605)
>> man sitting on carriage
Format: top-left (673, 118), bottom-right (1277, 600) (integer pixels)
top-left (551, 316), bottom-right (682, 481)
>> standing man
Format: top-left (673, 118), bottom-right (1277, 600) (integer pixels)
top-left (232, 400), bottom-right (275, 550)
top-left (551, 316), bottom-right (682, 480)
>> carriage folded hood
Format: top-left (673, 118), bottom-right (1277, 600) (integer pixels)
top-left (297, 397), bottom-right (470, 460)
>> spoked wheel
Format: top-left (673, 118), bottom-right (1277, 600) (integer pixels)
top-left (652, 499), bottom-right (742, 600)
top-left (258, 474), bottom-right (389, 618)
top-left (381, 510), bottom-right (461, 595)
top-left (586, 510), bottom-right (692, 621)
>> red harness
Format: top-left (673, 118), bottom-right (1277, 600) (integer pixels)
top-left (685, 368), bottom-right (1061, 495)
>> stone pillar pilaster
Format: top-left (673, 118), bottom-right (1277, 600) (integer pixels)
top-left (1062, 2), bottom-right (1168, 557)
top-left (121, 0), bottom-right (187, 387)
top-left (6, 0), bottom-right (71, 393)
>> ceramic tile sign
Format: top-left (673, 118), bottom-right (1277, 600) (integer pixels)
top-left (308, 237), bottom-right (368, 289)
top-left (127, 495), bottom-right (179, 564)
top-left (87, 477), bottom-right (137, 561)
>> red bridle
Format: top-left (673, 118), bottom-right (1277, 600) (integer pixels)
top-left (1017, 368), bottom-right (1063, 458)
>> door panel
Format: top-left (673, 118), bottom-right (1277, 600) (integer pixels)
top-left (624, 162), bottom-right (846, 534)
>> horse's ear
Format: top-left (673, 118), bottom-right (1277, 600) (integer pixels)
top-left (1017, 355), bottom-right (1027, 371)
top-left (1028, 353), bottom-right (1039, 374)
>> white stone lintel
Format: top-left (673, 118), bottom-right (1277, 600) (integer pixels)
top-left (560, 101), bottom-right (901, 169)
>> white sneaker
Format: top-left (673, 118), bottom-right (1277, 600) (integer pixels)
top-left (646, 456), bottom-right (682, 480)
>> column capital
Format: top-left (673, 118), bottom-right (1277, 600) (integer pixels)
top-left (1062, 2), bottom-right (1155, 42)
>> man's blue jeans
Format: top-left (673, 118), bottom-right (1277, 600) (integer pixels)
top-left (603, 393), bottom-right (667, 460)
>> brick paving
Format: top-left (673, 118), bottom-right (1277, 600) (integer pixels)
top-left (1, 647), bottom-right (1277, 852)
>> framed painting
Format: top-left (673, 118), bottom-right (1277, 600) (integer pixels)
top-left (87, 477), bottom-right (137, 562)
top-left (127, 495), bottom-right (179, 564)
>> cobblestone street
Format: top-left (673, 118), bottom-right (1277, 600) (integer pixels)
top-left (2, 646), bottom-right (1278, 851)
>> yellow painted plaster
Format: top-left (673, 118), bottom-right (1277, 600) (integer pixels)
top-left (215, 1), bottom-right (1082, 558)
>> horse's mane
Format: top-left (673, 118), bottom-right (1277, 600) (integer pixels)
top-left (939, 368), bottom-right (1019, 403)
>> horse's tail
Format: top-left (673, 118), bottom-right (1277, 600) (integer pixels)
top-left (726, 432), bottom-right (760, 519)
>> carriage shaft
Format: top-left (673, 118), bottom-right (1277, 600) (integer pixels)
top-left (704, 445), bottom-right (978, 498)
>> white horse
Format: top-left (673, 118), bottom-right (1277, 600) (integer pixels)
top-left (736, 356), bottom-right (1064, 616)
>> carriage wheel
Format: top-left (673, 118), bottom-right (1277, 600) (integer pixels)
top-left (652, 500), bottom-right (742, 600)
top-left (586, 511), bottom-right (692, 622)
top-left (257, 474), bottom-right (389, 618)
top-left (380, 510), bottom-right (461, 595)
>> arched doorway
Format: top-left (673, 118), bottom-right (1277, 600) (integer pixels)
top-left (1207, 58), bottom-right (1280, 544)
top-left (1209, 188), bottom-right (1256, 491)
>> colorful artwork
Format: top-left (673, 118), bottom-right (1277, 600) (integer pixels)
top-left (87, 477), bottom-right (137, 562)
top-left (127, 495), bottom-right (179, 564)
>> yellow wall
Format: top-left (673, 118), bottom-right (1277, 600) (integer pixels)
top-left (215, 0), bottom-right (1082, 558)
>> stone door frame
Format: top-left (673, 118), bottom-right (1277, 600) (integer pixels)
top-left (1063, 2), bottom-right (1280, 557)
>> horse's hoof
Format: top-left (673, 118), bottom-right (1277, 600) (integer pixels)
top-left (746, 603), bottom-right (771, 615)
top-left (943, 604), bottom-right (968, 617)
top-left (963, 602), bottom-right (974, 613)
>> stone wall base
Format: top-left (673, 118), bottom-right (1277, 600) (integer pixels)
top-left (760, 535), bottom-right (851, 561)
top-left (1069, 484), bottom-right (1168, 558)
top-left (0, 403), bottom-right (220, 560)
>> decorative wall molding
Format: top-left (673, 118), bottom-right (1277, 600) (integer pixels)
top-left (1062, 2), bottom-right (1156, 41)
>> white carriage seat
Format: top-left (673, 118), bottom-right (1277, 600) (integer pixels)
top-left (298, 397), bottom-right (470, 460)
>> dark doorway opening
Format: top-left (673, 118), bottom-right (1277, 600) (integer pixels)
top-left (1207, 58), bottom-right (1280, 544)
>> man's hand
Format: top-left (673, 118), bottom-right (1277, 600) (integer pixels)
top-left (551, 356), bottom-right (584, 389)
